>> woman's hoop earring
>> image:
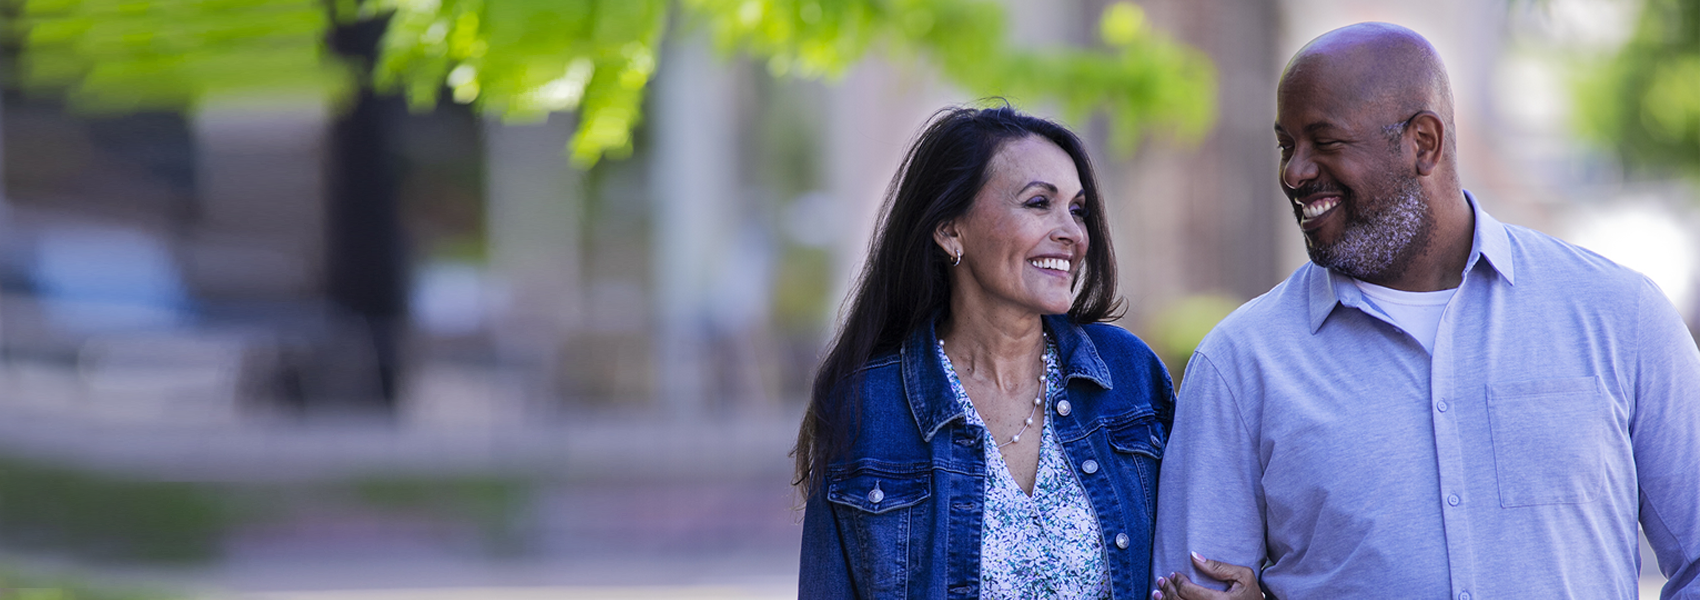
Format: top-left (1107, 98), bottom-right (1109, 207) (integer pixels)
top-left (952, 249), bottom-right (963, 266)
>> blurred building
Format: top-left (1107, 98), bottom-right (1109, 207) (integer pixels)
top-left (0, 0), bottom-right (1693, 418)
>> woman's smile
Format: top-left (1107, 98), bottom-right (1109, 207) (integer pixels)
top-left (1030, 257), bottom-right (1072, 273)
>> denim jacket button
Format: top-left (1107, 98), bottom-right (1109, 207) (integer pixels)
top-left (1115, 532), bottom-right (1130, 549)
top-left (1082, 459), bottom-right (1099, 474)
top-left (868, 483), bottom-right (884, 504)
top-left (1056, 400), bottom-right (1072, 416)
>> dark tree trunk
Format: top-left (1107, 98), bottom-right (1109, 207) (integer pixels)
top-left (325, 12), bottom-right (407, 411)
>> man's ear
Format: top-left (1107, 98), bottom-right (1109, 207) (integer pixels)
top-left (1408, 110), bottom-right (1445, 177)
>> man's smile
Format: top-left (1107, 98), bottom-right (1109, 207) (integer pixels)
top-left (1297, 194), bottom-right (1342, 230)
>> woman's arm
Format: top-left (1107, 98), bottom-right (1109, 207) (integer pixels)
top-left (798, 489), bottom-right (857, 599)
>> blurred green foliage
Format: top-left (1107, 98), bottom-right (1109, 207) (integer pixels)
top-left (1144, 294), bottom-right (1239, 382)
top-left (11, 0), bottom-right (1215, 168)
top-left (10, 0), bottom-right (346, 111)
top-left (375, 0), bottom-right (668, 166)
top-left (680, 0), bottom-right (1214, 155)
top-left (381, 0), bottom-right (1214, 166)
top-left (1575, 0), bottom-right (1700, 180)
top-left (774, 244), bottom-right (832, 332)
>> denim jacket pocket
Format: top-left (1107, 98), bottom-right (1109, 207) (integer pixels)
top-left (1486, 376), bottom-right (1609, 507)
top-left (825, 463), bottom-right (933, 597)
top-left (827, 463), bottom-right (932, 514)
top-left (1108, 416), bottom-right (1167, 459)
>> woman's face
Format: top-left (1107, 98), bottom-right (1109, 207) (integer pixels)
top-left (936, 135), bottom-right (1089, 317)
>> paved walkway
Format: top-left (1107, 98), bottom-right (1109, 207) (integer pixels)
top-left (0, 361), bottom-right (800, 481)
top-left (240, 588), bottom-right (791, 600)
top-left (0, 361), bottom-right (807, 599)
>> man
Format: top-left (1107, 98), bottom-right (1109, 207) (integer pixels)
top-left (1150, 22), bottom-right (1700, 600)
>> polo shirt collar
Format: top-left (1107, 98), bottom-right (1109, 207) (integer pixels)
top-left (1464, 190), bottom-right (1516, 286)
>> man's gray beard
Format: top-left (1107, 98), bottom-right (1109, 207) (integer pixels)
top-left (1308, 174), bottom-right (1430, 282)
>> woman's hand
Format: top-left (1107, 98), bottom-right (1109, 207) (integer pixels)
top-left (1152, 552), bottom-right (1262, 600)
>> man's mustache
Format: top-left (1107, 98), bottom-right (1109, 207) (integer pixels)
top-left (1285, 181), bottom-right (1349, 202)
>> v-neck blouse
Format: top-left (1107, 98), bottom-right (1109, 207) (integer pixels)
top-left (937, 339), bottom-right (1110, 600)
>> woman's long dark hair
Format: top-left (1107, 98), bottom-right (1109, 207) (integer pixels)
top-left (794, 103), bottom-right (1121, 496)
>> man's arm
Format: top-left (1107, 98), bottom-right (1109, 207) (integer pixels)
top-left (1152, 352), bottom-right (1268, 593)
top-left (1630, 278), bottom-right (1700, 599)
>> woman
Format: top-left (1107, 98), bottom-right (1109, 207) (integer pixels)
top-left (795, 105), bottom-right (1250, 599)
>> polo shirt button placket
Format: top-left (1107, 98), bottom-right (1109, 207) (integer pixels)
top-left (1447, 493), bottom-right (1460, 507)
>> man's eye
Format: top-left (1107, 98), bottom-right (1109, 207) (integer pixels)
top-left (1316, 140), bottom-right (1343, 149)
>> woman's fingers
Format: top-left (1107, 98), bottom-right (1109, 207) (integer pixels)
top-left (1191, 551), bottom-right (1257, 586)
top-left (1154, 574), bottom-right (1181, 600)
top-left (1170, 573), bottom-right (1225, 600)
top-left (1154, 573), bottom-right (1193, 600)
top-left (1154, 553), bottom-right (1262, 600)
top-left (1188, 552), bottom-right (1263, 600)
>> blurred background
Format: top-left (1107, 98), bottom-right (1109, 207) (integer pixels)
top-left (0, 0), bottom-right (1695, 597)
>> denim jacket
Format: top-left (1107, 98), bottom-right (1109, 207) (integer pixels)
top-left (799, 314), bottom-right (1175, 599)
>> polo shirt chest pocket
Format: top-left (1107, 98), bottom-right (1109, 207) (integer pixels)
top-left (825, 464), bottom-right (932, 594)
top-left (1485, 376), bottom-right (1613, 507)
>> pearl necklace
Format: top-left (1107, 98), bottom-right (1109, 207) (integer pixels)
top-left (939, 337), bottom-right (1047, 448)
top-left (998, 373), bottom-right (1045, 448)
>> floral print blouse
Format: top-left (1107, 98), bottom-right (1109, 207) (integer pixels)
top-left (937, 338), bottom-right (1111, 600)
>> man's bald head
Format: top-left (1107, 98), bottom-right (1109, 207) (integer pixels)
top-left (1282, 23), bottom-right (1455, 151)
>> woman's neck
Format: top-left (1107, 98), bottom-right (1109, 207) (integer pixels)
top-left (938, 303), bottom-right (1046, 393)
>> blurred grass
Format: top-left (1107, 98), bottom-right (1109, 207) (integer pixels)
top-left (350, 476), bottom-right (530, 555)
top-left (0, 566), bottom-right (181, 600)
top-left (0, 458), bottom-right (228, 563)
top-left (0, 457), bottom-right (531, 564)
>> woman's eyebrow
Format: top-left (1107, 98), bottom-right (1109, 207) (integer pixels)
top-left (1018, 181), bottom-right (1059, 195)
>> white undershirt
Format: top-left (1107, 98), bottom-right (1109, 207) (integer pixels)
top-left (1353, 279), bottom-right (1456, 354)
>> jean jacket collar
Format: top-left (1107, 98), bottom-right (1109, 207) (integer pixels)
top-left (899, 313), bottom-right (1112, 442)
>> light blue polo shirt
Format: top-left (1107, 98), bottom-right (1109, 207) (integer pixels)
top-left (1153, 192), bottom-right (1700, 599)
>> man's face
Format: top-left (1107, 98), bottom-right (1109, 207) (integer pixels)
top-left (1275, 66), bottom-right (1433, 283)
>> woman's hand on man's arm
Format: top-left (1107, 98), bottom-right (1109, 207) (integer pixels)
top-left (1152, 552), bottom-right (1261, 600)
